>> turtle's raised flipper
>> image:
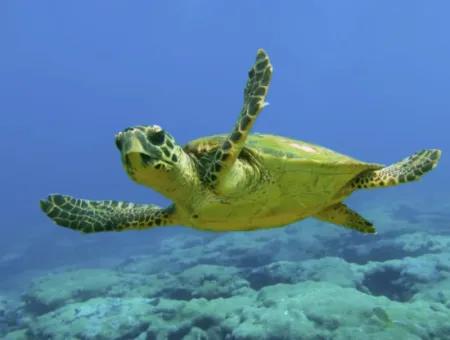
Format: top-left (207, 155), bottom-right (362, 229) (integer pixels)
top-left (40, 194), bottom-right (175, 233)
top-left (350, 149), bottom-right (441, 189)
top-left (315, 203), bottom-right (376, 234)
top-left (205, 49), bottom-right (272, 189)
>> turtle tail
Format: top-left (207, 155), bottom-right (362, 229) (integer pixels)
top-left (40, 194), bottom-right (174, 233)
top-left (350, 149), bottom-right (441, 189)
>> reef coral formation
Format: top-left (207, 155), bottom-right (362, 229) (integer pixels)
top-left (2, 202), bottom-right (450, 339)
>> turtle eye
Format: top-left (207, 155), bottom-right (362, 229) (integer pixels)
top-left (148, 130), bottom-right (165, 145)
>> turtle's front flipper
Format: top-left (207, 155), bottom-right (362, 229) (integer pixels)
top-left (350, 149), bottom-right (441, 189)
top-left (40, 194), bottom-right (175, 233)
top-left (205, 49), bottom-right (273, 189)
top-left (315, 203), bottom-right (376, 234)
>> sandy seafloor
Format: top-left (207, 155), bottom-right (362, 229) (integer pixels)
top-left (1, 194), bottom-right (449, 340)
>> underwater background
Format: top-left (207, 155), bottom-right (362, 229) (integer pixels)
top-left (1, 1), bottom-right (449, 339)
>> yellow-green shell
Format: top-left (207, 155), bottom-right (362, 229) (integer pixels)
top-left (181, 133), bottom-right (384, 231)
top-left (185, 133), bottom-right (383, 173)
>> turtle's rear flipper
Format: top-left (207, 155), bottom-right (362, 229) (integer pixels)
top-left (351, 149), bottom-right (441, 189)
top-left (40, 194), bottom-right (174, 233)
top-left (315, 203), bottom-right (376, 234)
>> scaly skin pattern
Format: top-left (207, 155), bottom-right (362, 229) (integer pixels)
top-left (203, 49), bottom-right (272, 191)
top-left (350, 149), bottom-right (441, 189)
top-left (40, 195), bottom-right (174, 233)
top-left (40, 49), bottom-right (442, 234)
top-left (316, 203), bottom-right (376, 234)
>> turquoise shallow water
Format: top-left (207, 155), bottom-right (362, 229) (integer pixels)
top-left (1, 2), bottom-right (449, 339)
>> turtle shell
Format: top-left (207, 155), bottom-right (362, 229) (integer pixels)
top-left (184, 133), bottom-right (383, 173)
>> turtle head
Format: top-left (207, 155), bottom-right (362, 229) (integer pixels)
top-left (115, 125), bottom-right (194, 200)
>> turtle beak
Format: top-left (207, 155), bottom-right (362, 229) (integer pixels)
top-left (115, 129), bottom-right (150, 156)
top-left (115, 132), bottom-right (123, 150)
top-left (115, 127), bottom-right (171, 171)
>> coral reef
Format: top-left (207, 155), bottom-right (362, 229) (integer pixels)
top-left (2, 202), bottom-right (450, 339)
top-left (22, 269), bottom-right (123, 314)
top-left (7, 280), bottom-right (450, 339)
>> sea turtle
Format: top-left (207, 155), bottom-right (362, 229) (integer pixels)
top-left (40, 49), bottom-right (442, 234)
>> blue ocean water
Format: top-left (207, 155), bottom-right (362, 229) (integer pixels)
top-left (1, 1), bottom-right (449, 338)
